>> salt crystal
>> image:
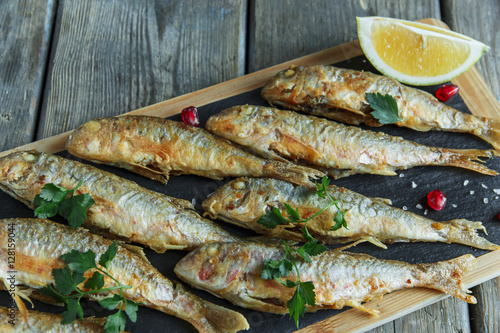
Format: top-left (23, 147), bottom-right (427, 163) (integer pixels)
top-left (463, 180), bottom-right (469, 186)
top-left (481, 183), bottom-right (488, 189)
top-left (493, 189), bottom-right (500, 194)
top-left (416, 204), bottom-right (423, 209)
top-left (424, 209), bottom-right (428, 215)
top-left (452, 204), bottom-right (457, 208)
top-left (496, 196), bottom-right (499, 200)
top-left (399, 173), bottom-right (404, 178)
top-left (411, 181), bottom-right (417, 188)
top-left (484, 198), bottom-right (489, 204)
top-left (470, 190), bottom-right (475, 195)
top-left (402, 206), bottom-right (408, 211)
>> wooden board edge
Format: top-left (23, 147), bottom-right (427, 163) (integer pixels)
top-left (297, 249), bottom-right (500, 333)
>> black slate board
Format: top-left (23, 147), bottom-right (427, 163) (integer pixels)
top-left (1, 55), bottom-right (499, 332)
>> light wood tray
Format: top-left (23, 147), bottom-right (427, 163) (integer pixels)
top-left (2, 18), bottom-right (499, 332)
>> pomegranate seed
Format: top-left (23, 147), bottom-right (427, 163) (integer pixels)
top-left (435, 84), bottom-right (459, 102)
top-left (181, 106), bottom-right (200, 127)
top-left (427, 190), bottom-right (447, 211)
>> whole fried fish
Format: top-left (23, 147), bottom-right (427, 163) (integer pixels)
top-left (206, 105), bottom-right (497, 178)
top-left (175, 241), bottom-right (476, 316)
top-left (0, 151), bottom-right (240, 252)
top-left (203, 177), bottom-right (499, 250)
top-left (65, 115), bottom-right (323, 188)
top-left (0, 306), bottom-right (110, 332)
top-left (0, 218), bottom-right (249, 333)
top-left (261, 65), bottom-right (500, 151)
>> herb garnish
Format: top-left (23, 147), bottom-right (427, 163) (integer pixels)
top-left (40, 241), bottom-right (139, 333)
top-left (257, 176), bottom-right (348, 327)
top-left (366, 92), bottom-right (402, 124)
top-left (34, 181), bottom-right (95, 229)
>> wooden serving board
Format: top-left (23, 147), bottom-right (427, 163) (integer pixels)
top-left (1, 18), bottom-right (500, 332)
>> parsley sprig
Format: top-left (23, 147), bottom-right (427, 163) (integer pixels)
top-left (34, 181), bottom-right (95, 229)
top-left (40, 241), bottom-right (139, 333)
top-left (257, 176), bottom-right (348, 328)
top-left (366, 92), bottom-right (402, 124)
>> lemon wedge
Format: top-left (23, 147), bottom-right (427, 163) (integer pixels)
top-left (357, 16), bottom-right (490, 85)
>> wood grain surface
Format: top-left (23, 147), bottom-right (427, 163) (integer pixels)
top-left (0, 0), bottom-right (499, 332)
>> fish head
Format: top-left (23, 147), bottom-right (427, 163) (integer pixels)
top-left (66, 118), bottom-right (112, 156)
top-left (202, 177), bottom-right (282, 227)
top-left (175, 242), bottom-right (253, 293)
top-left (0, 151), bottom-right (45, 191)
top-left (175, 241), bottom-right (293, 312)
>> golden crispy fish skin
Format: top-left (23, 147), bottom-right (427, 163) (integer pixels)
top-left (0, 306), bottom-right (110, 333)
top-left (0, 151), bottom-right (240, 252)
top-left (0, 218), bottom-right (249, 333)
top-left (261, 65), bottom-right (500, 151)
top-left (175, 241), bottom-right (476, 316)
top-left (65, 115), bottom-right (323, 188)
top-left (206, 105), bottom-right (497, 178)
top-left (203, 178), bottom-right (499, 251)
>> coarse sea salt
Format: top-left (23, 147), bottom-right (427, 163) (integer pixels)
top-left (470, 190), bottom-right (475, 195)
top-left (484, 198), bottom-right (489, 204)
top-left (424, 209), bottom-right (428, 215)
top-left (481, 183), bottom-right (488, 189)
top-left (411, 181), bottom-right (417, 188)
top-left (494, 189), bottom-right (500, 194)
top-left (416, 204), bottom-right (423, 209)
top-left (463, 180), bottom-right (469, 186)
top-left (452, 204), bottom-right (457, 208)
top-left (399, 173), bottom-right (404, 178)
top-left (402, 206), bottom-right (408, 211)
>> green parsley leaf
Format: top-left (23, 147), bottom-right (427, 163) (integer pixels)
top-left (301, 241), bottom-right (328, 257)
top-left (124, 300), bottom-right (139, 323)
top-left (37, 183), bottom-right (73, 202)
top-left (298, 281), bottom-right (316, 308)
top-left (61, 298), bottom-right (83, 324)
top-left (279, 259), bottom-right (293, 277)
top-left (316, 176), bottom-right (330, 198)
top-left (99, 241), bottom-right (118, 270)
top-left (58, 194), bottom-right (95, 229)
top-left (52, 267), bottom-right (86, 295)
top-left (39, 285), bottom-right (67, 304)
top-left (331, 209), bottom-right (348, 231)
top-left (104, 309), bottom-right (127, 333)
top-left (284, 203), bottom-right (301, 222)
top-left (84, 271), bottom-right (105, 290)
top-left (257, 207), bottom-right (286, 229)
top-left (33, 201), bottom-right (59, 219)
top-left (366, 92), bottom-right (401, 124)
top-left (99, 294), bottom-right (125, 310)
top-left (61, 249), bottom-right (97, 274)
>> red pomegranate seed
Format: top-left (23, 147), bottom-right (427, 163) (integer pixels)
top-left (181, 106), bottom-right (200, 127)
top-left (427, 190), bottom-right (447, 211)
top-left (435, 84), bottom-right (459, 102)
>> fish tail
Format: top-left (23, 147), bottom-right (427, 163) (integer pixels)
top-left (443, 219), bottom-right (500, 251)
top-left (262, 161), bottom-right (324, 188)
top-left (435, 148), bottom-right (498, 175)
top-left (417, 254), bottom-right (476, 304)
top-left (195, 300), bottom-right (250, 333)
top-left (170, 283), bottom-right (249, 333)
top-left (479, 117), bottom-right (500, 152)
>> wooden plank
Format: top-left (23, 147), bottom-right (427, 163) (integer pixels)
top-left (0, 0), bottom-right (56, 151)
top-left (37, 0), bottom-right (246, 139)
top-left (441, 2), bottom-right (500, 331)
top-left (248, 0), bottom-right (440, 72)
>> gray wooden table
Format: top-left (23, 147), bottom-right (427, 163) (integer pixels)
top-left (1, 0), bottom-right (499, 331)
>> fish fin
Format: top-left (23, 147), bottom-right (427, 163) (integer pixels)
top-left (129, 164), bottom-right (169, 183)
top-left (438, 219), bottom-right (500, 251)
top-left (120, 243), bottom-right (152, 264)
top-left (479, 117), bottom-right (500, 152)
top-left (1, 278), bottom-right (31, 325)
top-left (334, 237), bottom-right (387, 251)
top-left (270, 130), bottom-right (324, 163)
top-left (189, 295), bottom-right (250, 332)
top-left (344, 300), bottom-right (380, 316)
top-left (262, 161), bottom-right (324, 188)
top-left (150, 243), bottom-right (187, 252)
top-left (418, 254), bottom-right (477, 304)
top-left (369, 196), bottom-right (393, 205)
top-left (436, 148), bottom-right (498, 176)
top-left (326, 168), bottom-right (360, 179)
